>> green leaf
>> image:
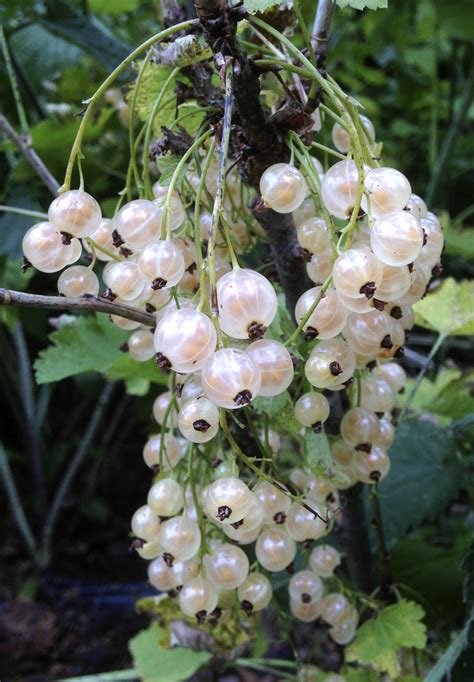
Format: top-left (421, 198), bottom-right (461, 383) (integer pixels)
top-left (130, 63), bottom-right (180, 137)
top-left (428, 372), bottom-right (474, 420)
top-left (391, 532), bottom-right (469, 625)
top-left (413, 278), bottom-right (474, 337)
top-left (243, 0), bottom-right (281, 13)
top-left (401, 368), bottom-right (461, 412)
top-left (34, 315), bottom-right (128, 384)
top-left (345, 599), bottom-right (427, 677)
top-left (378, 419), bottom-right (462, 545)
top-left (343, 669), bottom-right (380, 682)
top-left (441, 213), bottom-right (474, 261)
top-left (252, 391), bottom-right (301, 435)
top-left (89, 0), bottom-right (139, 14)
top-left (105, 355), bottom-right (168, 389)
top-left (303, 430), bottom-right (333, 477)
top-left (336, 0), bottom-right (388, 10)
top-left (425, 612), bottom-right (474, 682)
top-left (129, 622), bottom-right (211, 682)
top-left (153, 36), bottom-right (212, 67)
top-left (461, 541), bottom-right (474, 605)
top-left (0, 186), bottom-right (45, 259)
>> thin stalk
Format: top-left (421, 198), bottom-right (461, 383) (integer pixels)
top-left (284, 274), bottom-right (333, 347)
top-left (194, 141), bottom-right (216, 304)
top-left (0, 25), bottom-right (29, 136)
top-left (40, 382), bottom-right (115, 566)
top-left (62, 19), bottom-right (197, 192)
top-left (207, 60), bottom-right (234, 341)
top-left (0, 205), bottom-right (47, 220)
top-left (310, 141), bottom-right (346, 160)
top-left (402, 332), bottom-right (445, 418)
top-left (187, 445), bottom-right (209, 555)
top-left (128, 52), bottom-right (152, 194)
top-left (13, 321), bottom-right (45, 518)
top-left (85, 237), bottom-right (122, 262)
top-left (0, 443), bottom-right (38, 563)
top-left (161, 129), bottom-right (212, 239)
top-left (142, 68), bottom-right (180, 197)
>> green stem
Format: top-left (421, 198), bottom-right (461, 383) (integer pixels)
top-left (40, 382), bottom-right (115, 566)
top-left (0, 25), bottom-right (29, 137)
top-left (0, 443), bottom-right (38, 563)
top-left (61, 19), bottom-right (197, 192)
top-left (207, 60), bottom-right (234, 341)
top-left (0, 205), bottom-right (47, 220)
top-left (128, 52), bottom-right (152, 195)
top-left (285, 274), bottom-right (333, 347)
top-left (402, 333), bottom-right (445, 418)
top-left (194, 141), bottom-right (216, 306)
top-left (187, 444), bottom-right (209, 555)
top-left (142, 68), bottom-right (180, 198)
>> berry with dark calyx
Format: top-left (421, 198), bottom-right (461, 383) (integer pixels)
top-left (234, 389), bottom-right (252, 407)
top-left (155, 352), bottom-right (171, 373)
top-left (329, 361), bottom-right (343, 377)
top-left (241, 600), bottom-right (253, 616)
top-left (247, 321), bottom-right (267, 340)
top-left (193, 419), bottom-right (211, 432)
top-left (274, 511), bottom-right (287, 525)
top-left (162, 552), bottom-right (174, 567)
top-left (355, 442), bottom-right (372, 453)
top-left (217, 505), bottom-right (232, 521)
top-left (152, 277), bottom-right (167, 290)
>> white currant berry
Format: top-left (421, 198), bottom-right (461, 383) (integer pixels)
top-left (152, 391), bottom-right (178, 428)
top-left (179, 577), bottom-right (218, 620)
top-left (254, 481), bottom-right (291, 524)
top-left (57, 265), bottom-right (100, 297)
top-left (152, 184), bottom-right (185, 232)
top-left (374, 418), bottom-right (395, 449)
top-left (148, 556), bottom-right (174, 591)
top-left (417, 218), bottom-right (444, 270)
top-left (321, 593), bottom-right (352, 626)
top-left (353, 445), bottom-right (390, 483)
top-left (147, 478), bottom-right (184, 517)
top-left (404, 193), bottom-right (428, 220)
top-left (22, 221), bottom-right (74, 273)
top-left (246, 339), bottom-right (294, 397)
top-left (294, 392), bottom-right (330, 429)
top-left (332, 114), bottom-right (375, 154)
top-left (259, 163), bottom-right (307, 214)
top-left (223, 493), bottom-right (263, 541)
top-left (143, 433), bottom-right (183, 472)
top-left (136, 537), bottom-right (162, 560)
top-left (216, 268), bottom-right (278, 339)
top-left (320, 160), bottom-right (366, 219)
top-left (330, 619), bottom-right (357, 645)
top-left (305, 338), bottom-right (356, 389)
top-left (297, 217), bottom-right (331, 254)
top-left (203, 543), bottom-right (249, 589)
top-left (306, 249), bottom-right (334, 284)
top-left (255, 526), bottom-right (296, 572)
top-left (201, 348), bottom-right (261, 409)
top-left (205, 476), bottom-right (253, 525)
top-left (170, 556), bottom-right (201, 588)
top-left (295, 286), bottom-right (347, 340)
top-left (332, 249), bottom-right (383, 300)
top-left (361, 167), bottom-right (411, 218)
top-left (340, 407), bottom-right (380, 449)
top-left (290, 598), bottom-right (321, 622)
top-left (131, 504), bottom-right (160, 541)
top-left (67, 238), bottom-right (82, 265)
top-left (84, 218), bottom-right (118, 261)
top-left (138, 240), bottom-right (185, 290)
top-left (104, 260), bottom-right (145, 301)
top-left (286, 501), bottom-right (327, 542)
top-left (344, 310), bottom-right (396, 357)
top-left (288, 570), bottom-right (323, 604)
top-left (309, 544), bottom-right (341, 577)
top-left (180, 378), bottom-right (204, 405)
top-left (177, 397), bottom-right (219, 444)
top-left (360, 376), bottom-right (395, 413)
top-left (237, 572), bottom-right (272, 613)
top-left (128, 329), bottom-right (155, 362)
top-left (48, 190), bottom-right (101, 238)
top-left (370, 211), bottom-right (424, 267)
top-left (154, 308), bottom-right (216, 374)
top-left (160, 516), bottom-right (201, 561)
top-left (114, 200), bottom-right (161, 249)
top-left (376, 263), bottom-right (412, 303)
top-left (331, 439), bottom-right (355, 467)
top-left (373, 362), bottom-right (406, 393)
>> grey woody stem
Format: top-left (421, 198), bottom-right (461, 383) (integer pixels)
top-left (312, 0), bottom-right (336, 61)
top-left (0, 288), bottom-right (156, 328)
top-left (0, 114), bottom-right (60, 195)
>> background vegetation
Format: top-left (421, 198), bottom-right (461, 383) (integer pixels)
top-left (0, 0), bottom-right (473, 680)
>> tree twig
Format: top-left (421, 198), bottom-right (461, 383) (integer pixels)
top-left (12, 321), bottom-right (46, 519)
top-left (40, 381), bottom-right (116, 566)
top-left (0, 288), bottom-right (157, 327)
top-left (0, 443), bottom-right (38, 563)
top-left (0, 114), bottom-right (60, 195)
top-left (312, 0), bottom-right (336, 64)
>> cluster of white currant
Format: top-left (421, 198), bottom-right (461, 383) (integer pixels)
top-left (21, 111), bottom-right (443, 638)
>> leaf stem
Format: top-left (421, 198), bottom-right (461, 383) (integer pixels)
top-left (402, 332), bottom-right (446, 418)
top-left (0, 25), bottom-right (29, 137)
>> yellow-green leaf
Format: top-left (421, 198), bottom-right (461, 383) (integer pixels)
top-left (345, 599), bottom-right (427, 677)
top-left (413, 278), bottom-right (474, 337)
